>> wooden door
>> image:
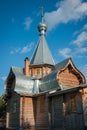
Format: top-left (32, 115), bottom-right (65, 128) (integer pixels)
top-left (51, 96), bottom-right (64, 130)
top-left (65, 93), bottom-right (84, 130)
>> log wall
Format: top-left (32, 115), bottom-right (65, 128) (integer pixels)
top-left (82, 88), bottom-right (87, 129)
top-left (35, 94), bottom-right (49, 130)
top-left (6, 92), bottom-right (20, 129)
top-left (64, 92), bottom-right (84, 130)
top-left (20, 97), bottom-right (35, 129)
top-left (58, 67), bottom-right (80, 88)
top-left (30, 66), bottom-right (52, 78)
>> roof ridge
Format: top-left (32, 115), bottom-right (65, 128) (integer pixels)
top-left (11, 66), bottom-right (22, 69)
top-left (54, 57), bottom-right (71, 70)
top-left (42, 35), bottom-right (44, 63)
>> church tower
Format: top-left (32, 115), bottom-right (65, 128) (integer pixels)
top-left (24, 8), bottom-right (55, 78)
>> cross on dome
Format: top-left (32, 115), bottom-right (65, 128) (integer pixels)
top-left (40, 6), bottom-right (44, 23)
top-left (38, 6), bottom-right (47, 35)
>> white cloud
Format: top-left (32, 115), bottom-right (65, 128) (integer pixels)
top-left (59, 24), bottom-right (87, 58)
top-left (10, 42), bottom-right (34, 54)
top-left (20, 42), bottom-right (34, 53)
top-left (59, 48), bottom-right (72, 58)
top-left (72, 31), bottom-right (87, 47)
top-left (10, 48), bottom-right (21, 54)
top-left (10, 51), bottom-right (14, 54)
top-left (83, 24), bottom-right (87, 30)
top-left (71, 24), bottom-right (87, 55)
top-left (45, 0), bottom-right (87, 30)
top-left (73, 23), bottom-right (87, 36)
top-left (0, 76), bottom-right (7, 81)
top-left (23, 17), bottom-right (32, 30)
top-left (76, 47), bottom-right (87, 53)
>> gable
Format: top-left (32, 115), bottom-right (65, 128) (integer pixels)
top-left (5, 70), bottom-right (15, 99)
top-left (57, 59), bottom-right (85, 89)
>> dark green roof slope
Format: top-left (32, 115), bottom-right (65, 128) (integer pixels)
top-left (30, 35), bottom-right (55, 66)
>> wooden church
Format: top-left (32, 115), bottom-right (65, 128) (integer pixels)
top-left (5, 13), bottom-right (87, 130)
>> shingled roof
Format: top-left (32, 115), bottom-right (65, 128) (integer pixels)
top-left (30, 35), bottom-right (55, 66)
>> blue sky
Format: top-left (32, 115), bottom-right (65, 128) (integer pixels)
top-left (0, 0), bottom-right (87, 95)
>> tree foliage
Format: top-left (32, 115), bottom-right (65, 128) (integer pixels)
top-left (0, 96), bottom-right (6, 119)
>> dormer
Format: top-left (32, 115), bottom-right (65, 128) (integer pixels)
top-left (57, 58), bottom-right (86, 89)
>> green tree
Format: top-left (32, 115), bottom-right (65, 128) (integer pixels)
top-left (0, 96), bottom-right (6, 119)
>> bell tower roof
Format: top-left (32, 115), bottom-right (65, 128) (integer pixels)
top-left (30, 7), bottom-right (55, 66)
top-left (30, 35), bottom-right (55, 66)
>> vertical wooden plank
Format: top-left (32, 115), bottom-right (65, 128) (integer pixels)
top-left (35, 94), bottom-right (49, 130)
top-left (22, 97), bottom-right (35, 128)
top-left (65, 92), bottom-right (84, 130)
top-left (82, 88), bottom-right (87, 129)
top-left (7, 92), bottom-right (20, 129)
top-left (52, 95), bottom-right (64, 130)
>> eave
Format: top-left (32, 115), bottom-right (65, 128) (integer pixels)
top-left (49, 84), bottom-right (87, 97)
